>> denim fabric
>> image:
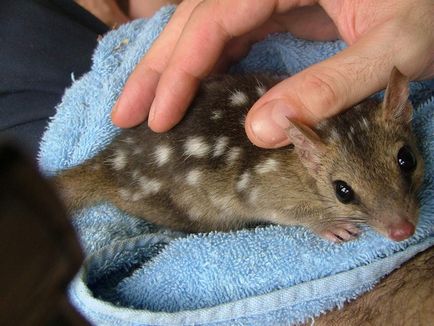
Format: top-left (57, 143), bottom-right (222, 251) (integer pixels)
top-left (0, 0), bottom-right (107, 156)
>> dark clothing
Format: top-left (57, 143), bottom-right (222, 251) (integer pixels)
top-left (0, 0), bottom-right (108, 156)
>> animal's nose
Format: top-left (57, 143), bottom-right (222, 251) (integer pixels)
top-left (388, 220), bottom-right (415, 241)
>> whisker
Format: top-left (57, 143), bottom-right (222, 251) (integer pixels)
top-left (309, 214), bottom-right (367, 229)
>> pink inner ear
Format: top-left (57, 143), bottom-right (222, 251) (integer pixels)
top-left (288, 127), bottom-right (310, 151)
top-left (382, 67), bottom-right (411, 123)
top-left (286, 119), bottom-right (324, 152)
top-left (286, 119), bottom-right (326, 174)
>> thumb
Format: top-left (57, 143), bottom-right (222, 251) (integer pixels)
top-left (245, 37), bottom-right (393, 148)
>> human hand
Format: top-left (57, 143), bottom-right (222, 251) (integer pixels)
top-left (76, 0), bottom-right (129, 27)
top-left (111, 0), bottom-right (434, 148)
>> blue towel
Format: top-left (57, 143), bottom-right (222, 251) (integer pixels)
top-left (38, 6), bottom-right (434, 325)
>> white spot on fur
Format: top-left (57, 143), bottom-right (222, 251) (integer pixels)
top-left (240, 114), bottom-right (247, 127)
top-left (249, 188), bottom-right (260, 204)
top-left (213, 136), bottom-right (229, 157)
top-left (268, 210), bottom-right (282, 223)
top-left (226, 147), bottom-right (242, 166)
top-left (353, 104), bottom-right (363, 111)
top-left (154, 144), bottom-right (172, 166)
top-left (139, 176), bottom-right (162, 195)
top-left (186, 169), bottom-right (202, 186)
top-left (184, 136), bottom-right (210, 158)
top-left (255, 158), bottom-right (279, 174)
top-left (131, 169), bottom-right (141, 180)
top-left (256, 85), bottom-right (266, 97)
top-left (349, 126), bottom-right (355, 134)
top-left (133, 147), bottom-right (143, 155)
top-left (131, 192), bottom-right (143, 201)
top-left (122, 137), bottom-right (135, 144)
top-left (236, 171), bottom-right (250, 192)
top-left (111, 149), bottom-right (127, 170)
top-left (211, 110), bottom-right (223, 120)
top-left (187, 208), bottom-right (203, 221)
top-left (91, 164), bottom-right (101, 171)
top-left (230, 90), bottom-right (248, 106)
top-left (361, 117), bottom-right (370, 130)
top-left (118, 188), bottom-right (131, 200)
top-left (330, 128), bottom-right (339, 141)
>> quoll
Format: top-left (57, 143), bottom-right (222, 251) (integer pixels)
top-left (53, 67), bottom-right (424, 242)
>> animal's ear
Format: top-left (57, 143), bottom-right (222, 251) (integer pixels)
top-left (286, 119), bottom-right (326, 174)
top-left (382, 67), bottom-right (412, 124)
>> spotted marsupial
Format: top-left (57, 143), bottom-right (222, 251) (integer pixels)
top-left (53, 68), bottom-right (424, 242)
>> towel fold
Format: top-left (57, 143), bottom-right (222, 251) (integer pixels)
top-left (38, 6), bottom-right (434, 325)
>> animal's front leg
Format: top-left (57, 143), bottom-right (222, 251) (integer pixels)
top-left (315, 223), bottom-right (361, 243)
top-left (272, 203), bottom-right (361, 242)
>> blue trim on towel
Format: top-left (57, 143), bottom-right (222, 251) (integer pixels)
top-left (69, 238), bottom-right (434, 325)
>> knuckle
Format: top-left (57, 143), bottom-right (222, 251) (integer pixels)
top-left (138, 57), bottom-right (164, 75)
top-left (298, 70), bottom-right (346, 112)
top-left (177, 0), bottom-right (203, 13)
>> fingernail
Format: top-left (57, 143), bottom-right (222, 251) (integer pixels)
top-left (148, 100), bottom-right (157, 124)
top-left (251, 100), bottom-right (293, 147)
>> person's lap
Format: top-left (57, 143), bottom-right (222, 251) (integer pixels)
top-left (0, 0), bottom-right (108, 156)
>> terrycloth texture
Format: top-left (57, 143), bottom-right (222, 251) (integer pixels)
top-left (39, 6), bottom-right (434, 325)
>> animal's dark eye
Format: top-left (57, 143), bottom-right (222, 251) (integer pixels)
top-left (334, 180), bottom-right (355, 204)
top-left (397, 145), bottom-right (416, 173)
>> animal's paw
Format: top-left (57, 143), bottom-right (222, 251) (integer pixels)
top-left (317, 223), bottom-right (361, 243)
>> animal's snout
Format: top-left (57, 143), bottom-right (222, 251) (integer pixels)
top-left (388, 220), bottom-right (415, 241)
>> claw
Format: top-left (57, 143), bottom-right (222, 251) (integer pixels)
top-left (317, 223), bottom-right (361, 242)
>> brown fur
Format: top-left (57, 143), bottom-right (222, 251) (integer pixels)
top-left (311, 246), bottom-right (434, 325)
top-left (52, 68), bottom-right (424, 242)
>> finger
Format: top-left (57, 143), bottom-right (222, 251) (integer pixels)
top-left (274, 5), bottom-right (339, 41)
top-left (128, 0), bottom-right (184, 18)
top-left (147, 0), bottom-right (316, 132)
top-left (147, 22), bottom-right (284, 130)
top-left (111, 0), bottom-right (202, 128)
top-left (245, 29), bottom-right (397, 148)
top-left (212, 20), bottom-right (286, 73)
top-left (76, 0), bottom-right (130, 26)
